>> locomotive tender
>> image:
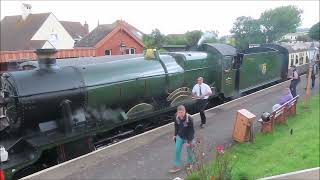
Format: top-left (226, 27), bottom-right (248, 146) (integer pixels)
top-left (0, 43), bottom-right (288, 179)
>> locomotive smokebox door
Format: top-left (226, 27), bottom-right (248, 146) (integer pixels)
top-left (232, 109), bottom-right (256, 142)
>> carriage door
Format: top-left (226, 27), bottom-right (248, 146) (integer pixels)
top-left (221, 56), bottom-right (236, 98)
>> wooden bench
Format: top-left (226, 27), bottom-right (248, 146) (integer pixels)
top-left (259, 95), bottom-right (299, 133)
top-left (285, 95), bottom-right (299, 117)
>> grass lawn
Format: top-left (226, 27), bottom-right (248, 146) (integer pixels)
top-left (188, 95), bottom-right (319, 180)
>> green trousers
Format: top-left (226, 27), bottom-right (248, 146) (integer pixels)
top-left (175, 136), bottom-right (193, 167)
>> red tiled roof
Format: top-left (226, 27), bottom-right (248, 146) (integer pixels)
top-left (75, 20), bottom-right (144, 47)
top-left (75, 23), bottom-right (117, 47)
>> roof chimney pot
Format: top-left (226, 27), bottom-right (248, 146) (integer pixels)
top-left (21, 3), bottom-right (32, 20)
top-left (84, 21), bottom-right (89, 34)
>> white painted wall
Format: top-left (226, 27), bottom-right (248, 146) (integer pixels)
top-left (31, 13), bottom-right (74, 49)
top-left (282, 32), bottom-right (308, 41)
top-left (41, 41), bottom-right (55, 49)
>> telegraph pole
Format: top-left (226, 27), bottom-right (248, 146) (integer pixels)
top-left (304, 42), bottom-right (317, 109)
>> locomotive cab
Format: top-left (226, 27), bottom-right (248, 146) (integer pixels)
top-left (200, 43), bottom-right (238, 98)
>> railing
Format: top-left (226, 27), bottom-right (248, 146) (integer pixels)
top-left (0, 48), bottom-right (96, 63)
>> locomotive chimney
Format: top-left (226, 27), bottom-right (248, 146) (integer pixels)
top-left (35, 48), bottom-right (59, 70)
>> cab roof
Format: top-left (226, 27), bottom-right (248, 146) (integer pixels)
top-left (169, 51), bottom-right (208, 60)
top-left (204, 43), bottom-right (237, 56)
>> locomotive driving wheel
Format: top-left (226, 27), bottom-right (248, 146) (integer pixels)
top-left (0, 75), bottom-right (20, 133)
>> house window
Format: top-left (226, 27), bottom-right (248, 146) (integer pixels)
top-left (126, 48), bottom-right (136, 54)
top-left (49, 33), bottom-right (58, 44)
top-left (105, 49), bottom-right (112, 55)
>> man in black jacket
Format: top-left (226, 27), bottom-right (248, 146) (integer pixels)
top-left (169, 105), bottom-right (195, 173)
top-left (289, 65), bottom-right (300, 97)
top-left (311, 62), bottom-right (318, 89)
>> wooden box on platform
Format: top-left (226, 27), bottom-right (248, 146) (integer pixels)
top-left (233, 109), bottom-right (256, 142)
top-left (261, 121), bottom-right (272, 133)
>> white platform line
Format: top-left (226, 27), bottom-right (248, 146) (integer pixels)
top-left (258, 167), bottom-right (320, 180)
top-left (22, 77), bottom-right (296, 179)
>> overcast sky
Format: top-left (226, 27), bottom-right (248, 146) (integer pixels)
top-left (1, 0), bottom-right (319, 36)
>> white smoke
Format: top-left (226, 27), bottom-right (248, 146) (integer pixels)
top-left (197, 31), bottom-right (217, 47)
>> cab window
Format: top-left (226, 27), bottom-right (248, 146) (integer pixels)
top-left (223, 57), bottom-right (232, 70)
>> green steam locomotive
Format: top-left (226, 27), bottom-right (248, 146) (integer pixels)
top-left (0, 43), bottom-right (287, 179)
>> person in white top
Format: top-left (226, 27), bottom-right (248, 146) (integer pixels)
top-left (192, 77), bottom-right (212, 128)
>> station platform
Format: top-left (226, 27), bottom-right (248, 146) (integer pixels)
top-left (23, 75), bottom-right (319, 180)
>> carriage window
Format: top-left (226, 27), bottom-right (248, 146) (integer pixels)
top-left (290, 58), bottom-right (294, 67)
top-left (290, 54), bottom-right (294, 66)
top-left (105, 49), bottom-right (112, 55)
top-left (299, 54), bottom-right (303, 65)
top-left (295, 55), bottom-right (298, 65)
top-left (306, 56), bottom-right (309, 63)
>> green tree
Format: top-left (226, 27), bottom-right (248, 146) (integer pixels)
top-left (230, 16), bottom-right (265, 50)
top-left (185, 30), bottom-right (203, 47)
top-left (259, 6), bottom-right (303, 42)
top-left (204, 30), bottom-right (219, 43)
top-left (142, 28), bottom-right (166, 49)
top-left (165, 30), bottom-right (219, 46)
top-left (219, 36), bottom-right (228, 43)
top-left (166, 34), bottom-right (187, 45)
top-left (308, 22), bottom-right (320, 40)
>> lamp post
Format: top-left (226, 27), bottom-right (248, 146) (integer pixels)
top-left (119, 41), bottom-right (126, 55)
top-left (304, 42), bottom-right (317, 109)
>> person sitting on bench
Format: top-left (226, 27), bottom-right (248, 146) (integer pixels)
top-left (272, 88), bottom-right (293, 111)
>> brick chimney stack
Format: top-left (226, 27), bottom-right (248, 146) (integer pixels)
top-left (21, 3), bottom-right (32, 20)
top-left (84, 21), bottom-right (89, 34)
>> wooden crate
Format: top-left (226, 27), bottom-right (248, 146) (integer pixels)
top-left (232, 109), bottom-right (256, 142)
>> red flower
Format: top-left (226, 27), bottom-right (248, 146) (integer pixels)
top-left (215, 145), bottom-right (224, 153)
